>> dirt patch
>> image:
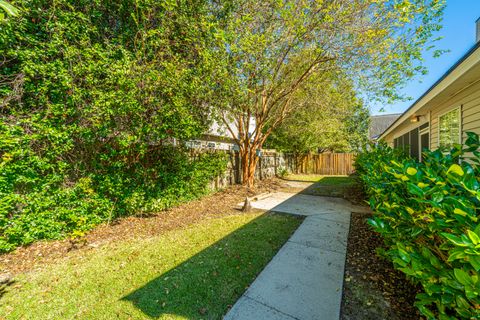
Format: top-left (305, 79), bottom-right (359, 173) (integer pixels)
top-left (0, 178), bottom-right (283, 276)
top-left (342, 178), bottom-right (367, 205)
top-left (341, 213), bottom-right (420, 320)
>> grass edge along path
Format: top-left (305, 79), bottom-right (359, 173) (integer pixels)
top-left (0, 212), bottom-right (302, 320)
top-left (283, 174), bottom-right (358, 199)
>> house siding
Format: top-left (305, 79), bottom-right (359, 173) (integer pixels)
top-left (430, 80), bottom-right (480, 149)
top-left (380, 44), bottom-right (480, 152)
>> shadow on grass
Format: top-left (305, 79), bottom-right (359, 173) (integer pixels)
top-left (122, 212), bottom-right (302, 319)
top-left (291, 176), bottom-right (356, 198)
top-left (0, 279), bottom-right (15, 300)
top-left (279, 175), bottom-right (365, 205)
top-left (317, 176), bottom-right (354, 186)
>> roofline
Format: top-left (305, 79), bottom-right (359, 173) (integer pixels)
top-left (370, 113), bottom-right (402, 117)
top-left (379, 41), bottom-right (480, 139)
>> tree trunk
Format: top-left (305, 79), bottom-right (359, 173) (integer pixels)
top-left (241, 149), bottom-right (249, 185)
top-left (247, 156), bottom-right (258, 187)
top-left (240, 144), bottom-right (259, 188)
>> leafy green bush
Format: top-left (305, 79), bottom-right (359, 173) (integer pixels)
top-left (277, 167), bottom-right (289, 178)
top-left (0, 0), bottom-right (228, 252)
top-left (0, 147), bottom-right (228, 252)
top-left (355, 133), bottom-right (480, 319)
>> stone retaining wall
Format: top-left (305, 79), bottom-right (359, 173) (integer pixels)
top-left (207, 150), bottom-right (290, 190)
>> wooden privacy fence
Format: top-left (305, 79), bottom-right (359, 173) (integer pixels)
top-left (189, 149), bottom-right (356, 190)
top-left (285, 153), bottom-right (355, 175)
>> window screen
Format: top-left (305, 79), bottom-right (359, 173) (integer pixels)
top-left (393, 122), bottom-right (429, 161)
top-left (410, 128), bottom-right (419, 160)
top-left (402, 132), bottom-right (410, 154)
top-left (421, 133), bottom-right (429, 152)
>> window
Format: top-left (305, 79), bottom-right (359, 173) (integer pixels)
top-left (438, 108), bottom-right (460, 149)
top-left (410, 128), bottom-right (419, 160)
top-left (393, 122), bottom-right (430, 161)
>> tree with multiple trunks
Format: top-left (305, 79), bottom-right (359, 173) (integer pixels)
top-left (214, 0), bottom-right (445, 187)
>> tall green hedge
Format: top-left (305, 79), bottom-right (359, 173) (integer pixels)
top-left (355, 133), bottom-right (480, 319)
top-left (0, 1), bottom-right (227, 252)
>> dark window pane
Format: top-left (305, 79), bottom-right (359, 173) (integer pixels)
top-left (421, 133), bottom-right (429, 151)
top-left (410, 128), bottom-right (419, 160)
top-left (403, 133), bottom-right (410, 145)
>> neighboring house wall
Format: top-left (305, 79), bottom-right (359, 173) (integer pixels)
top-left (187, 118), bottom-right (257, 151)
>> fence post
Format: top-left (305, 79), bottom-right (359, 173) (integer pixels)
top-left (274, 153), bottom-right (277, 176)
top-left (234, 151), bottom-right (241, 184)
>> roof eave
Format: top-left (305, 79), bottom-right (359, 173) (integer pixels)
top-left (379, 41), bottom-right (480, 140)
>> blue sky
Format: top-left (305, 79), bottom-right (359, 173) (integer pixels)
top-left (370, 1), bottom-right (480, 115)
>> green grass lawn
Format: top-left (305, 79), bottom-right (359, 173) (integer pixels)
top-left (284, 174), bottom-right (352, 184)
top-left (0, 213), bottom-right (302, 320)
top-left (284, 174), bottom-right (356, 197)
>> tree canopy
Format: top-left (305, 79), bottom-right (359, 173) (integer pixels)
top-left (265, 70), bottom-right (370, 153)
top-left (213, 0), bottom-right (445, 186)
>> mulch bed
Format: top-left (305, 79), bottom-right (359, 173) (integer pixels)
top-left (0, 178), bottom-right (283, 276)
top-left (341, 212), bottom-right (421, 320)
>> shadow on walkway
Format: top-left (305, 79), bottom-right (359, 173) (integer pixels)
top-left (122, 177), bottom-right (364, 319)
top-left (281, 176), bottom-right (364, 204)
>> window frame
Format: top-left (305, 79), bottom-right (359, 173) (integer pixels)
top-left (437, 106), bottom-right (461, 149)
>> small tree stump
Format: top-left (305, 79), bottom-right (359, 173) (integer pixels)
top-left (241, 197), bottom-right (252, 212)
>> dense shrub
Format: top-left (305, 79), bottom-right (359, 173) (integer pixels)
top-left (0, 147), bottom-right (228, 252)
top-left (0, 1), bottom-right (228, 252)
top-left (355, 133), bottom-right (480, 319)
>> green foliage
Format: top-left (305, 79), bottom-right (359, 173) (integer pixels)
top-left (277, 167), bottom-right (290, 178)
top-left (355, 133), bottom-right (480, 319)
top-left (212, 0), bottom-right (445, 185)
top-left (266, 71), bottom-right (370, 153)
top-left (0, 0), bottom-right (18, 20)
top-left (0, 143), bottom-right (228, 252)
top-left (0, 0), bottom-right (227, 252)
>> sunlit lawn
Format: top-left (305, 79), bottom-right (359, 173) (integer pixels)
top-left (0, 213), bottom-right (302, 320)
top-left (285, 174), bottom-right (352, 184)
top-left (284, 174), bottom-right (356, 197)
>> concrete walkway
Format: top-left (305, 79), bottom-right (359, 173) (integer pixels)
top-left (224, 182), bottom-right (367, 320)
